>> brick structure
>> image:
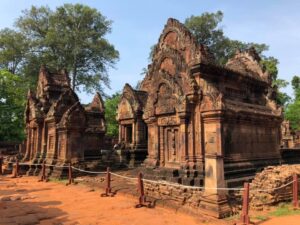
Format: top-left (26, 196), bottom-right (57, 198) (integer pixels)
top-left (23, 65), bottom-right (106, 176)
top-left (117, 18), bottom-right (282, 217)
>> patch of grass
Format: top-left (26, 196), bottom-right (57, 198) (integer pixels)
top-left (254, 215), bottom-right (269, 221)
top-left (268, 203), bottom-right (300, 217)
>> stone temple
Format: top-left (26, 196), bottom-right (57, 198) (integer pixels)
top-left (23, 65), bottom-right (106, 176)
top-left (117, 18), bottom-right (282, 216)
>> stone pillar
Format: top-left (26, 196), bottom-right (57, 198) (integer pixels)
top-left (178, 112), bottom-right (189, 166)
top-left (143, 117), bottom-right (159, 167)
top-left (118, 124), bottom-right (122, 142)
top-left (23, 127), bottom-right (31, 161)
top-left (200, 111), bottom-right (231, 218)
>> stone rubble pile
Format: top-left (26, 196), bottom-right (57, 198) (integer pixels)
top-left (249, 164), bottom-right (300, 209)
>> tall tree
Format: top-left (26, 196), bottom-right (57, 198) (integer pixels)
top-left (285, 75), bottom-right (300, 130)
top-left (1, 4), bottom-right (119, 94)
top-left (104, 93), bottom-right (121, 137)
top-left (0, 70), bottom-right (28, 141)
top-left (0, 29), bottom-right (30, 74)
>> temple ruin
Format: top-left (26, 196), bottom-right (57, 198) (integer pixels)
top-left (23, 66), bottom-right (106, 176)
top-left (117, 18), bottom-right (283, 216)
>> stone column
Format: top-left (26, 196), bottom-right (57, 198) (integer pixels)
top-left (200, 110), bottom-right (231, 218)
top-left (144, 117), bottom-right (159, 167)
top-left (178, 112), bottom-right (189, 166)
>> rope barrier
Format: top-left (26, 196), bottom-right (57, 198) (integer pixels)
top-left (10, 161), bottom-right (300, 192)
top-left (249, 180), bottom-right (295, 192)
top-left (110, 172), bottom-right (138, 181)
top-left (71, 166), bottom-right (106, 174)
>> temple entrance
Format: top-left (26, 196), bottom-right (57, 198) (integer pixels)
top-left (125, 125), bottom-right (133, 144)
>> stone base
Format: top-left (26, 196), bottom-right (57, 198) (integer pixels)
top-left (199, 194), bottom-right (232, 218)
top-left (224, 157), bottom-right (280, 187)
top-left (128, 149), bottom-right (147, 168)
top-left (142, 167), bottom-right (204, 186)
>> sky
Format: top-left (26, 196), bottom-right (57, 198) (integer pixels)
top-left (0, 0), bottom-right (299, 103)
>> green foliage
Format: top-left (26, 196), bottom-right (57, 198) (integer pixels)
top-left (184, 11), bottom-right (269, 65)
top-left (0, 70), bottom-right (28, 141)
top-left (184, 11), bottom-right (290, 107)
top-left (0, 4), bottom-right (119, 93)
top-left (0, 29), bottom-right (30, 74)
top-left (104, 93), bottom-right (121, 137)
top-left (268, 203), bottom-right (300, 217)
top-left (285, 75), bottom-right (300, 130)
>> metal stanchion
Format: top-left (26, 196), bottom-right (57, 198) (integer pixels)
top-left (293, 174), bottom-right (299, 209)
top-left (240, 182), bottom-right (250, 225)
top-left (101, 167), bottom-right (114, 197)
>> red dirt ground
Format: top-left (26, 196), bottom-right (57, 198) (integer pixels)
top-left (0, 175), bottom-right (300, 225)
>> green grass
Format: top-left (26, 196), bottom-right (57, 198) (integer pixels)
top-left (254, 215), bottom-right (269, 221)
top-left (268, 203), bottom-right (300, 217)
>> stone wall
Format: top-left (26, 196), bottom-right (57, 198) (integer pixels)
top-left (144, 182), bottom-right (232, 218)
top-left (249, 165), bottom-right (300, 210)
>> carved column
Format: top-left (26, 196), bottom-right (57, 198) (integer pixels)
top-left (23, 127), bottom-right (31, 161)
top-left (144, 117), bottom-right (159, 167)
top-left (178, 112), bottom-right (189, 167)
top-left (201, 110), bottom-right (231, 218)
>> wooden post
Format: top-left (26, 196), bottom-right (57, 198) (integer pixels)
top-left (136, 172), bottom-right (148, 208)
top-left (240, 182), bottom-right (250, 225)
top-left (16, 159), bottom-right (19, 177)
top-left (39, 161), bottom-right (46, 182)
top-left (12, 159), bottom-right (19, 178)
top-left (293, 174), bottom-right (299, 209)
top-left (101, 167), bottom-right (113, 197)
top-left (68, 162), bottom-right (72, 185)
top-left (0, 157), bottom-right (3, 175)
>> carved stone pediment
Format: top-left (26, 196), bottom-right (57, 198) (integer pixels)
top-left (226, 48), bottom-right (270, 83)
top-left (46, 89), bottom-right (79, 120)
top-left (85, 92), bottom-right (105, 113)
top-left (58, 102), bottom-right (86, 129)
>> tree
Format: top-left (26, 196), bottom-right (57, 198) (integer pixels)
top-left (0, 29), bottom-right (30, 74)
top-left (0, 70), bottom-right (28, 141)
top-left (104, 93), bottom-right (121, 137)
top-left (285, 75), bottom-right (300, 130)
top-left (0, 4), bottom-right (119, 94)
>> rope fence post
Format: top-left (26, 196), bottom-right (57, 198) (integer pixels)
top-left (67, 162), bottom-right (73, 185)
top-left (240, 182), bottom-right (250, 225)
top-left (0, 156), bottom-right (3, 175)
top-left (38, 161), bottom-right (46, 182)
top-left (12, 159), bottom-right (19, 178)
top-left (293, 174), bottom-right (298, 209)
top-left (135, 172), bottom-right (150, 208)
top-left (101, 167), bottom-right (114, 197)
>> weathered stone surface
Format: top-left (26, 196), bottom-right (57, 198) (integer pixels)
top-left (23, 66), bottom-right (106, 176)
top-left (249, 164), bottom-right (300, 209)
top-left (117, 17), bottom-right (283, 218)
top-left (281, 120), bottom-right (300, 148)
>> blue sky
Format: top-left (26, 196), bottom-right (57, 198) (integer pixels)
top-left (0, 0), bottom-right (299, 103)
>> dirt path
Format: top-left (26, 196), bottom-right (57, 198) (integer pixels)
top-left (0, 176), bottom-right (210, 225)
top-left (260, 215), bottom-right (300, 225)
top-left (1, 175), bottom-right (300, 225)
